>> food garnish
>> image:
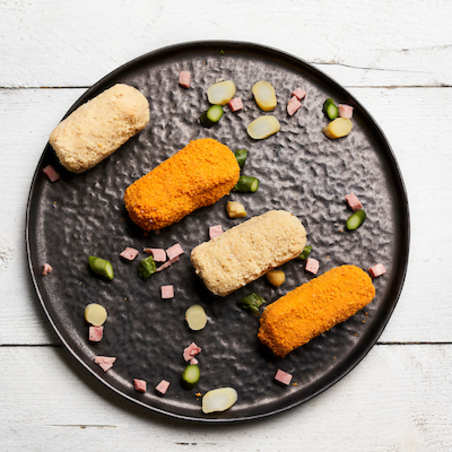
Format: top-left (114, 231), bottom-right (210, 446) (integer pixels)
top-left (88, 256), bottom-right (114, 280)
top-left (297, 245), bottom-right (312, 260)
top-left (202, 387), bottom-right (238, 414)
top-left (226, 201), bottom-right (246, 218)
top-left (235, 175), bottom-right (259, 193)
top-left (237, 293), bottom-right (266, 315)
top-left (84, 303), bottom-right (107, 326)
top-left (252, 81), bottom-right (277, 111)
top-left (247, 115), bottom-right (281, 139)
top-left (185, 304), bottom-right (208, 331)
top-left (266, 269), bottom-right (285, 287)
top-left (234, 149), bottom-right (248, 169)
top-left (137, 255), bottom-right (157, 280)
top-left (181, 364), bottom-right (201, 389)
top-left (200, 104), bottom-right (224, 127)
top-left (322, 117), bottom-right (353, 139)
top-left (346, 209), bottom-right (366, 231)
top-left (323, 98), bottom-right (339, 120)
top-left (207, 80), bottom-right (236, 105)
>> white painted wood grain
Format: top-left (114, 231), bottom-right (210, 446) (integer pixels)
top-left (0, 0), bottom-right (451, 88)
top-left (1, 344), bottom-right (451, 451)
top-left (0, 86), bottom-right (451, 345)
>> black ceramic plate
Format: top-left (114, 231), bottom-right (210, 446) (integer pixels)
top-left (26, 41), bottom-right (409, 423)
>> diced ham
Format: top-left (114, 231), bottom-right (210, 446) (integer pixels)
top-left (89, 326), bottom-right (104, 342)
top-left (43, 165), bottom-right (60, 182)
top-left (291, 87), bottom-right (306, 100)
top-left (166, 243), bottom-right (184, 260)
top-left (305, 258), bottom-right (319, 275)
top-left (287, 96), bottom-right (302, 116)
top-left (94, 356), bottom-right (116, 372)
top-left (143, 248), bottom-right (166, 262)
top-left (228, 97), bottom-right (243, 112)
top-left (368, 263), bottom-right (387, 278)
top-left (179, 71), bottom-right (191, 88)
top-left (190, 357), bottom-right (199, 365)
top-left (274, 369), bottom-right (293, 386)
top-left (338, 104), bottom-right (354, 119)
top-left (183, 342), bottom-right (201, 362)
top-left (155, 379), bottom-right (170, 395)
top-left (134, 379), bottom-right (147, 393)
top-left (345, 193), bottom-right (363, 212)
top-left (209, 224), bottom-right (223, 240)
top-left (42, 263), bottom-right (53, 276)
top-left (161, 285), bottom-right (174, 299)
top-left (156, 256), bottom-right (179, 272)
top-left (120, 246), bottom-right (139, 261)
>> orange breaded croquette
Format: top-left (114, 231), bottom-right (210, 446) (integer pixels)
top-left (124, 138), bottom-right (240, 231)
top-left (258, 265), bottom-right (375, 357)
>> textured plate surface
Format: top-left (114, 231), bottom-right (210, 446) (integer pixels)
top-left (26, 41), bottom-right (409, 423)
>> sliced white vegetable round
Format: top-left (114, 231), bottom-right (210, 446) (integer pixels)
top-left (247, 115), bottom-right (281, 140)
top-left (252, 81), bottom-right (277, 111)
top-left (185, 304), bottom-right (207, 331)
top-left (207, 80), bottom-right (236, 105)
top-left (84, 303), bottom-right (107, 326)
top-left (202, 387), bottom-right (238, 414)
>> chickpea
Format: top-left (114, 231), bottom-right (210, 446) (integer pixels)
top-left (266, 269), bottom-right (285, 287)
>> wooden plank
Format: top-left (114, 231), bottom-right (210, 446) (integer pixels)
top-left (1, 344), bottom-right (451, 451)
top-left (0, 0), bottom-right (451, 88)
top-left (0, 86), bottom-right (451, 346)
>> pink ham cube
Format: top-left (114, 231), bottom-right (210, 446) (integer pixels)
top-left (94, 356), bottom-right (116, 372)
top-left (209, 224), bottom-right (223, 240)
top-left (305, 258), bottom-right (319, 275)
top-left (166, 243), bottom-right (184, 260)
top-left (89, 326), bottom-right (104, 342)
top-left (183, 342), bottom-right (201, 361)
top-left (156, 256), bottom-right (179, 272)
top-left (161, 285), bottom-right (174, 299)
top-left (42, 263), bottom-right (53, 276)
top-left (338, 104), bottom-right (354, 119)
top-left (43, 165), bottom-right (60, 182)
top-left (228, 97), bottom-right (243, 112)
top-left (368, 263), bottom-right (387, 278)
top-left (287, 96), bottom-right (302, 116)
top-left (120, 247), bottom-right (139, 261)
top-left (274, 369), bottom-right (293, 386)
top-left (134, 379), bottom-right (147, 393)
top-left (345, 193), bottom-right (363, 212)
top-left (143, 248), bottom-right (166, 262)
top-left (190, 357), bottom-right (199, 365)
top-left (291, 87), bottom-right (306, 100)
top-left (179, 71), bottom-right (191, 88)
top-left (155, 379), bottom-right (170, 395)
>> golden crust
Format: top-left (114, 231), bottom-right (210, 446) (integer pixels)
top-left (190, 210), bottom-right (307, 296)
top-left (49, 84), bottom-right (150, 173)
top-left (124, 138), bottom-right (240, 231)
top-left (258, 265), bottom-right (375, 357)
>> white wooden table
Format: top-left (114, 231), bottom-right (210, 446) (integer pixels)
top-left (1, 1), bottom-right (451, 450)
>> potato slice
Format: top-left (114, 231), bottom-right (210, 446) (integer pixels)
top-left (207, 80), bottom-right (236, 105)
top-left (322, 117), bottom-right (353, 139)
top-left (226, 201), bottom-right (246, 218)
top-left (202, 387), bottom-right (238, 414)
top-left (247, 115), bottom-right (281, 140)
top-left (252, 81), bottom-right (277, 111)
top-left (84, 303), bottom-right (107, 326)
top-left (185, 304), bottom-right (207, 331)
top-left (266, 269), bottom-right (286, 287)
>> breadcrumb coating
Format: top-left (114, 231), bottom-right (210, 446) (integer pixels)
top-left (124, 138), bottom-right (240, 231)
top-left (258, 265), bottom-right (375, 357)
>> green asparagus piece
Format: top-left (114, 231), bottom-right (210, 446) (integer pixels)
top-left (235, 175), bottom-right (259, 192)
top-left (346, 209), bottom-right (367, 231)
top-left (323, 98), bottom-right (339, 120)
top-left (88, 256), bottom-right (114, 280)
top-left (181, 364), bottom-right (200, 389)
top-left (234, 149), bottom-right (248, 169)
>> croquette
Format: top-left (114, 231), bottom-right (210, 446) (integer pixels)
top-left (49, 84), bottom-right (150, 173)
top-left (258, 265), bottom-right (375, 357)
top-left (124, 138), bottom-right (240, 231)
top-left (190, 210), bottom-right (307, 296)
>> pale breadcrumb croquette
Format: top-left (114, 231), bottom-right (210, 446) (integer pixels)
top-left (124, 138), bottom-right (240, 231)
top-left (258, 265), bottom-right (375, 357)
